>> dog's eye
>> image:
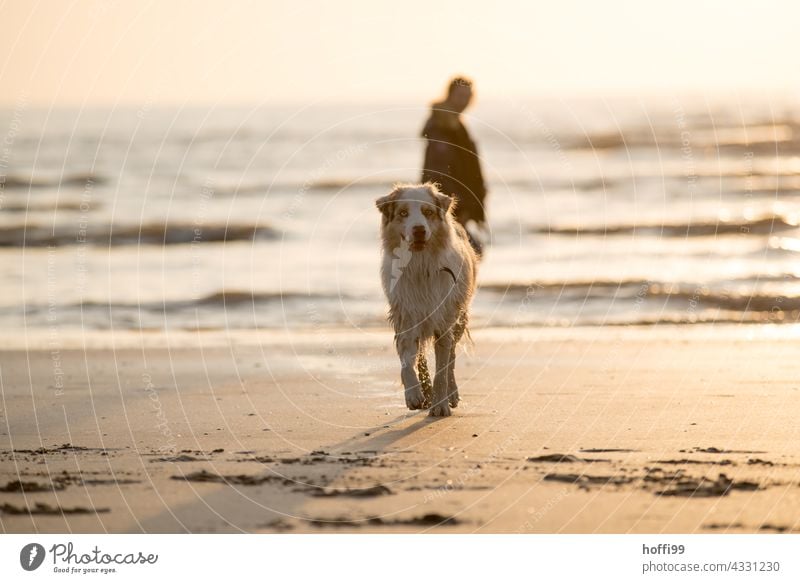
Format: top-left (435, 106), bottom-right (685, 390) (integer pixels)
top-left (422, 207), bottom-right (433, 217)
top-left (398, 209), bottom-right (409, 218)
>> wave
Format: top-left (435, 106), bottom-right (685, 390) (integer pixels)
top-left (481, 278), bottom-right (800, 314)
top-left (1, 201), bottom-right (94, 213)
top-left (482, 279), bottom-right (656, 294)
top-left (199, 183), bottom-right (271, 197)
top-left (178, 129), bottom-right (262, 144)
top-left (71, 290), bottom-right (343, 312)
top-left (723, 175), bottom-right (800, 195)
top-left (537, 215), bottom-right (799, 237)
top-left (7, 290), bottom-right (362, 332)
top-left (0, 222), bottom-right (278, 247)
top-left (5, 290), bottom-right (340, 319)
top-left (306, 177), bottom-right (394, 191)
top-left (190, 176), bottom-right (396, 197)
top-left (0, 173), bottom-right (106, 190)
top-left (567, 124), bottom-right (800, 153)
top-left (193, 290), bottom-right (342, 306)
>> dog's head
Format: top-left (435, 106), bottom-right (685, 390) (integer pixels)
top-left (376, 183), bottom-right (454, 252)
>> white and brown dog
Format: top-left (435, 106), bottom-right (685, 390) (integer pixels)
top-left (376, 183), bottom-right (477, 416)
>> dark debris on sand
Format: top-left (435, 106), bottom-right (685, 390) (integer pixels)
top-left (259, 518), bottom-right (295, 532)
top-left (747, 458), bottom-right (776, 466)
top-left (654, 458), bottom-right (734, 466)
top-left (527, 453), bottom-right (610, 463)
top-left (543, 463), bottom-right (767, 498)
top-left (759, 523), bottom-right (796, 533)
top-left (309, 513), bottom-right (463, 528)
top-left (151, 454), bottom-right (205, 463)
top-left (0, 502), bottom-right (110, 515)
top-left (82, 478), bottom-right (142, 486)
top-left (10, 443), bottom-right (113, 456)
top-left (543, 473), bottom-right (635, 488)
top-left (703, 522), bottom-right (745, 531)
top-left (246, 456), bottom-right (275, 463)
top-left (147, 448), bottom-right (229, 462)
top-left (684, 447), bottom-right (767, 455)
top-left (306, 484), bottom-right (393, 498)
top-left (171, 469), bottom-right (293, 486)
top-left (654, 473), bottom-right (760, 497)
top-left (0, 479), bottom-right (65, 493)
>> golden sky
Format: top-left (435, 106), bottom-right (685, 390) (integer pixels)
top-left (1, 0), bottom-right (798, 106)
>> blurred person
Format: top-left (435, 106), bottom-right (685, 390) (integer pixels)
top-left (421, 76), bottom-right (488, 256)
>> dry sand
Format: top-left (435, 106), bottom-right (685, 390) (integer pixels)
top-left (1, 326), bottom-right (799, 533)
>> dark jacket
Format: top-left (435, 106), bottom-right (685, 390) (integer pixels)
top-left (421, 105), bottom-right (487, 227)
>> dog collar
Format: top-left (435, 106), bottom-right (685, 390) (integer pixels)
top-left (440, 267), bottom-right (457, 284)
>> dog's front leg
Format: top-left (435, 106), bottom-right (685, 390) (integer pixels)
top-left (430, 332), bottom-right (453, 417)
top-left (448, 316), bottom-right (466, 408)
top-left (447, 343), bottom-right (459, 408)
top-left (396, 334), bottom-right (425, 410)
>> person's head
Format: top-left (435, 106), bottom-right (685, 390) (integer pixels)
top-left (445, 76), bottom-right (473, 113)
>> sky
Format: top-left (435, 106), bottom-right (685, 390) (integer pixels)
top-left (1, 0), bottom-right (798, 106)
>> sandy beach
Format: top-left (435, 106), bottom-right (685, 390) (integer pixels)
top-left (2, 325), bottom-right (799, 533)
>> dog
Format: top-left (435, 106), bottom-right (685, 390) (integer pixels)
top-left (376, 183), bottom-right (477, 416)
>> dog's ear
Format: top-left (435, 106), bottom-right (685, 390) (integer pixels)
top-left (432, 190), bottom-right (455, 216)
top-left (375, 190), bottom-right (398, 222)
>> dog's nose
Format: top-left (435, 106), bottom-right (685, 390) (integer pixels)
top-left (412, 225), bottom-right (426, 239)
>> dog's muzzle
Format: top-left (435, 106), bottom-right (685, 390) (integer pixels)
top-left (409, 226), bottom-right (428, 250)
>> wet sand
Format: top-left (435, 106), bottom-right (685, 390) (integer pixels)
top-left (1, 326), bottom-right (799, 533)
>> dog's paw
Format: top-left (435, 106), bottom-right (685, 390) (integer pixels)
top-left (405, 388), bottom-right (425, 410)
top-left (428, 403), bottom-right (452, 417)
top-left (447, 380), bottom-right (459, 408)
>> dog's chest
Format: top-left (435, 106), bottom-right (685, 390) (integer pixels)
top-left (383, 254), bottom-right (457, 323)
top-left (398, 264), bottom-right (451, 302)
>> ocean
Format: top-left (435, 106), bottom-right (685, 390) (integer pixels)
top-left (2, 95), bottom-right (800, 335)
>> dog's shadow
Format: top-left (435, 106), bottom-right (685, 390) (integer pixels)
top-left (330, 412), bottom-right (443, 454)
top-left (132, 410), bottom-right (447, 532)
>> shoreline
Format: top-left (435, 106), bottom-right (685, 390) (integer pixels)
top-left (3, 321), bottom-right (800, 350)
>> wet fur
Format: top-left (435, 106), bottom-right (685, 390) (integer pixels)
top-left (376, 183), bottom-right (477, 416)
